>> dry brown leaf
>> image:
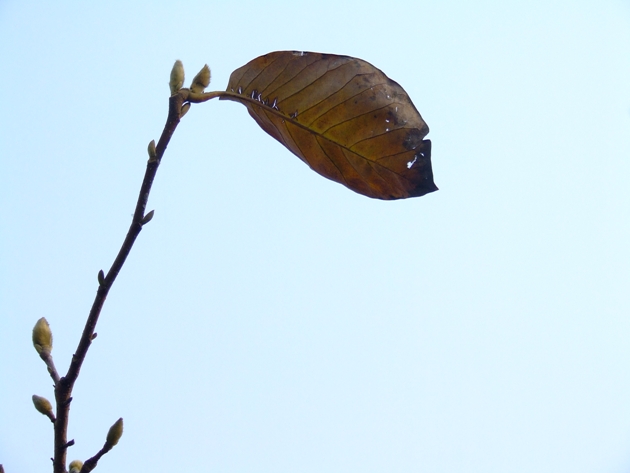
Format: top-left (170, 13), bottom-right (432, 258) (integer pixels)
top-left (219, 51), bottom-right (437, 200)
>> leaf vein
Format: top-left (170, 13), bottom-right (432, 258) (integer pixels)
top-left (241, 54), bottom-right (285, 91)
top-left (299, 77), bottom-right (389, 124)
top-left (275, 59), bottom-right (355, 104)
top-left (320, 103), bottom-right (393, 135)
top-left (315, 135), bottom-right (349, 187)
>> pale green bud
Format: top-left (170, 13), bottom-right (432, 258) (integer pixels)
top-left (169, 60), bottom-right (185, 95)
top-left (32, 317), bottom-right (53, 356)
top-left (106, 417), bottom-right (123, 447)
top-left (32, 394), bottom-right (53, 417)
top-left (180, 102), bottom-right (191, 118)
top-left (68, 460), bottom-right (83, 473)
top-left (190, 64), bottom-right (211, 93)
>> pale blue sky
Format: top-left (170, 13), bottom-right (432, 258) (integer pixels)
top-left (1, 1), bottom-right (630, 472)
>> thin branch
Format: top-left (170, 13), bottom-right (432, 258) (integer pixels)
top-left (40, 352), bottom-right (61, 385)
top-left (52, 89), bottom-right (192, 473)
top-left (79, 443), bottom-right (113, 473)
top-left (45, 410), bottom-right (57, 424)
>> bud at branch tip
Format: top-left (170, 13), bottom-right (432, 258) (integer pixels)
top-left (69, 460), bottom-right (83, 473)
top-left (106, 417), bottom-right (124, 447)
top-left (32, 317), bottom-right (53, 356)
top-left (32, 394), bottom-right (54, 417)
top-left (190, 64), bottom-right (211, 93)
top-left (169, 60), bottom-right (185, 95)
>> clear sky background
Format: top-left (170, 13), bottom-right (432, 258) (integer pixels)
top-left (1, 1), bottom-right (630, 472)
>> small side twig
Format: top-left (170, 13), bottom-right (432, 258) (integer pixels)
top-left (40, 353), bottom-right (61, 385)
top-left (32, 318), bottom-right (59, 385)
top-left (79, 444), bottom-right (111, 473)
top-left (79, 418), bottom-right (123, 473)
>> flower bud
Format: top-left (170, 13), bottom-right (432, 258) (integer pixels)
top-left (141, 210), bottom-right (154, 225)
top-left (169, 60), bottom-right (185, 95)
top-left (190, 64), bottom-right (211, 93)
top-left (106, 417), bottom-right (124, 447)
top-left (180, 102), bottom-right (191, 118)
top-left (147, 140), bottom-right (157, 159)
top-left (32, 317), bottom-right (53, 356)
top-left (68, 460), bottom-right (83, 473)
top-left (32, 394), bottom-right (54, 417)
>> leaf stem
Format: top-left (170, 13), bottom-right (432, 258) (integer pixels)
top-left (187, 90), bottom-right (224, 103)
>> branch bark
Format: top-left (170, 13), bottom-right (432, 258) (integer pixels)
top-left (80, 442), bottom-right (114, 473)
top-left (51, 90), bottom-right (189, 473)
